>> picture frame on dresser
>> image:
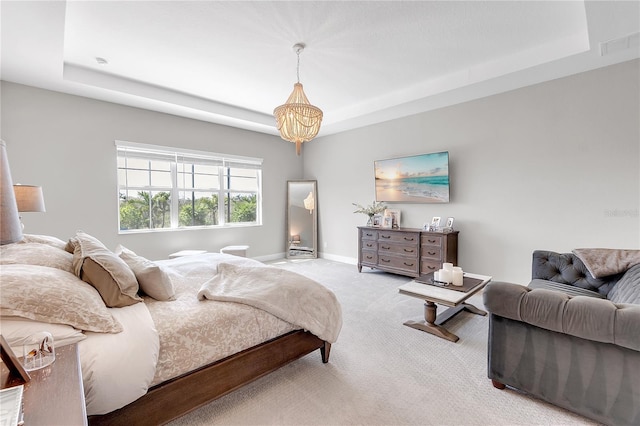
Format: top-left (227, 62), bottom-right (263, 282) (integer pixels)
top-left (385, 209), bottom-right (401, 228)
top-left (382, 216), bottom-right (393, 228)
top-left (372, 214), bottom-right (383, 227)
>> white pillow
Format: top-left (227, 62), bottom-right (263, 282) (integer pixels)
top-left (116, 245), bottom-right (175, 301)
top-left (0, 317), bottom-right (87, 354)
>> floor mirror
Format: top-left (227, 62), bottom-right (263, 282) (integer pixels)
top-left (286, 180), bottom-right (317, 259)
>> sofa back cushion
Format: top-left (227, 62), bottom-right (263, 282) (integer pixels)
top-left (608, 264), bottom-right (640, 305)
top-left (532, 250), bottom-right (623, 297)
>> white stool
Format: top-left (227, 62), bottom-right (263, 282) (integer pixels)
top-left (169, 250), bottom-right (207, 258)
top-left (220, 245), bottom-right (249, 257)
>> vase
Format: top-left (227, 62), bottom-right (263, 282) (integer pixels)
top-left (366, 215), bottom-right (374, 226)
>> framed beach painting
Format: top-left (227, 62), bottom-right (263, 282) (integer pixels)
top-left (374, 151), bottom-right (450, 203)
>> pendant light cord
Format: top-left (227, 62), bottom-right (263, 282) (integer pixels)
top-left (296, 50), bottom-right (301, 83)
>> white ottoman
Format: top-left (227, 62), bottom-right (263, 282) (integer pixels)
top-left (220, 245), bottom-right (249, 257)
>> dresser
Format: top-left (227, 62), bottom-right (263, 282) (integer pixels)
top-left (358, 227), bottom-right (458, 278)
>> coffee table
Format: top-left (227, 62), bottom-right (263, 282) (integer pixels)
top-left (398, 272), bottom-right (492, 342)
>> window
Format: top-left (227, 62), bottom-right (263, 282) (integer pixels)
top-left (116, 141), bottom-right (262, 233)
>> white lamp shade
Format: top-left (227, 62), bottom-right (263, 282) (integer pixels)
top-left (14, 185), bottom-right (46, 212)
top-left (0, 140), bottom-right (23, 244)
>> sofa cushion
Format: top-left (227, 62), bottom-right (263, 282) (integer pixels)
top-left (607, 263), bottom-right (640, 305)
top-left (529, 279), bottom-right (604, 299)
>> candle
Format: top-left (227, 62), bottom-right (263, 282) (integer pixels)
top-left (443, 263), bottom-right (453, 271)
top-left (440, 268), bottom-right (452, 284)
top-left (434, 271), bottom-right (440, 282)
top-left (452, 267), bottom-right (464, 286)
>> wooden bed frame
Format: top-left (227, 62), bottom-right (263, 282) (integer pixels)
top-left (88, 330), bottom-right (330, 425)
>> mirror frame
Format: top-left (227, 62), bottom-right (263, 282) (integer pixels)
top-left (286, 180), bottom-right (318, 259)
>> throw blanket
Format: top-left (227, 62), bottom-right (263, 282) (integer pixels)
top-left (198, 263), bottom-right (342, 343)
top-left (573, 248), bottom-right (640, 278)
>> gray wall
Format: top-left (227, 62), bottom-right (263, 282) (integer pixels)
top-left (304, 59), bottom-right (640, 284)
top-left (1, 81), bottom-right (303, 260)
top-left (2, 60), bottom-right (638, 282)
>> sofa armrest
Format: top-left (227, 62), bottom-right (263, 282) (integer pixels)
top-left (532, 250), bottom-right (621, 296)
top-left (483, 281), bottom-right (640, 351)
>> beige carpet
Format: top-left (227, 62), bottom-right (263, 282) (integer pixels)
top-left (168, 258), bottom-right (596, 426)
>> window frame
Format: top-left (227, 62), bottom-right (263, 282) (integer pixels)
top-left (116, 140), bottom-right (262, 234)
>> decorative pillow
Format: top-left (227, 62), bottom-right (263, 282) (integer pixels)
top-left (0, 242), bottom-right (74, 273)
top-left (116, 245), bottom-right (175, 301)
top-left (68, 232), bottom-right (142, 308)
top-left (0, 317), bottom-right (87, 354)
top-left (19, 234), bottom-right (68, 251)
top-left (0, 264), bottom-right (122, 333)
top-left (608, 263), bottom-right (640, 305)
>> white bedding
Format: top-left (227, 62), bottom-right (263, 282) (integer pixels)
top-left (79, 302), bottom-right (159, 415)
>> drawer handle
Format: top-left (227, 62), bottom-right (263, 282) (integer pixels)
top-left (404, 262), bottom-right (414, 267)
top-left (381, 245), bottom-right (390, 250)
top-left (381, 235), bottom-right (391, 239)
top-left (427, 251), bottom-right (436, 255)
top-left (427, 239), bottom-right (437, 243)
top-left (366, 243), bottom-right (374, 248)
top-left (404, 237), bottom-right (415, 241)
top-left (404, 248), bottom-right (414, 253)
top-left (381, 258), bottom-right (390, 263)
top-left (426, 265), bottom-right (436, 270)
top-left (366, 255), bottom-right (374, 260)
top-left (365, 233), bottom-right (373, 237)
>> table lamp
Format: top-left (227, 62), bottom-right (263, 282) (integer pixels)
top-left (13, 184), bottom-right (46, 229)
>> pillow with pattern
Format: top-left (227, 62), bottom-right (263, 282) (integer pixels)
top-left (0, 264), bottom-right (122, 333)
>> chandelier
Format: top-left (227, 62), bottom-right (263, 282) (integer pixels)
top-left (273, 43), bottom-right (323, 156)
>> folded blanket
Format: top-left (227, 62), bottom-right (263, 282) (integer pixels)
top-left (573, 248), bottom-right (640, 278)
top-left (198, 263), bottom-right (342, 343)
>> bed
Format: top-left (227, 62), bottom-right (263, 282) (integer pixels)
top-left (0, 232), bottom-right (342, 425)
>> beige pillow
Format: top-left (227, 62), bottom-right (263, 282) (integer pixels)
top-left (0, 242), bottom-right (73, 273)
top-left (116, 245), bottom-right (175, 301)
top-left (69, 232), bottom-right (142, 308)
top-left (19, 234), bottom-right (68, 251)
top-left (0, 264), bottom-right (122, 333)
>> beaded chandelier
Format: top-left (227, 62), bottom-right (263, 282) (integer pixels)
top-left (273, 43), bottom-right (323, 156)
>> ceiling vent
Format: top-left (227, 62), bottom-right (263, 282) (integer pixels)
top-left (599, 32), bottom-right (640, 56)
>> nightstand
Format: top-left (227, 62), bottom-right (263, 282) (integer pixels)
top-left (22, 344), bottom-right (87, 425)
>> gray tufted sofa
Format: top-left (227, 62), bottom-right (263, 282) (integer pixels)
top-left (483, 250), bottom-right (640, 425)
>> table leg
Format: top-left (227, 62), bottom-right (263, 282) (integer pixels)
top-left (403, 301), bottom-right (487, 343)
top-left (404, 301), bottom-right (460, 342)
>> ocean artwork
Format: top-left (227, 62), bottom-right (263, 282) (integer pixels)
top-left (374, 152), bottom-right (450, 203)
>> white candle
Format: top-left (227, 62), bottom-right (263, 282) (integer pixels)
top-left (434, 271), bottom-right (440, 282)
top-left (443, 263), bottom-right (453, 271)
top-left (440, 269), bottom-right (452, 284)
top-left (452, 267), bottom-right (464, 286)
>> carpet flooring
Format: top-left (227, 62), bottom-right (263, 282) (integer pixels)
top-left (168, 258), bottom-right (596, 425)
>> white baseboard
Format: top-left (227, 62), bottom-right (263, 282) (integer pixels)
top-left (253, 251), bottom-right (357, 265)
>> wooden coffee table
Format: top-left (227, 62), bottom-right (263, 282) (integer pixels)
top-left (398, 272), bottom-right (492, 342)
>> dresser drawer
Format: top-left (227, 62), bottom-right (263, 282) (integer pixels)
top-left (421, 245), bottom-right (442, 260)
top-left (360, 250), bottom-right (377, 265)
top-left (378, 231), bottom-right (419, 245)
top-left (421, 259), bottom-right (440, 273)
top-left (421, 234), bottom-right (443, 247)
top-left (361, 240), bottom-right (377, 251)
top-left (378, 254), bottom-right (419, 275)
top-left (378, 242), bottom-right (419, 258)
top-left (361, 229), bottom-right (378, 240)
